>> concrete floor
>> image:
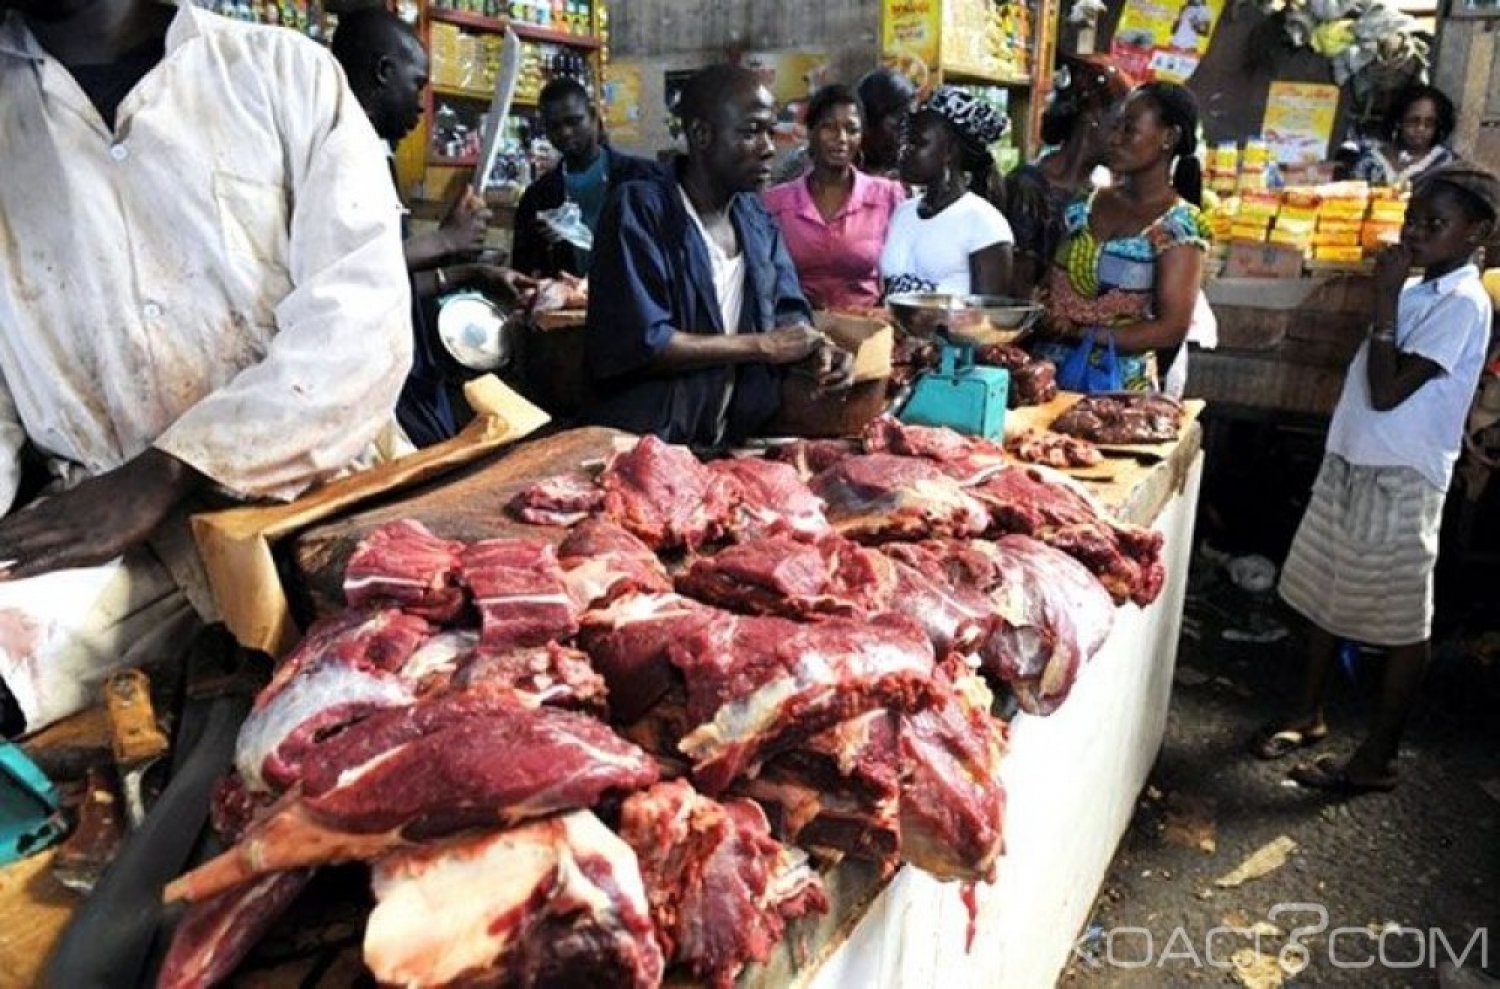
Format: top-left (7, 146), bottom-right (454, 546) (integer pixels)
top-left (1064, 555), bottom-right (1500, 988)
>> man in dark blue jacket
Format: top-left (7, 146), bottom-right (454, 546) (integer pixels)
top-left (512, 77), bottom-right (662, 277)
top-left (585, 64), bottom-right (853, 445)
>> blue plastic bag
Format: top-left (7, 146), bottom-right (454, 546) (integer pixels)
top-left (1055, 327), bottom-right (1124, 394)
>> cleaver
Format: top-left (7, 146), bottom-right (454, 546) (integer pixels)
top-left (471, 27), bottom-right (523, 195)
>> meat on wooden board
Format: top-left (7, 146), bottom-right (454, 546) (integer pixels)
top-left (342, 519), bottom-right (466, 621)
top-left (461, 538), bottom-right (581, 649)
top-left (364, 812), bottom-right (663, 989)
top-left (507, 471), bottom-right (605, 527)
top-left (1006, 428), bottom-right (1103, 468)
top-left (619, 780), bottom-right (827, 989)
top-left (163, 419), bottom-right (1182, 986)
top-left (1050, 392), bottom-right (1184, 445)
top-left (167, 685), bottom-right (660, 903)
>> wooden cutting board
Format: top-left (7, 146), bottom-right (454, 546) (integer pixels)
top-left (290, 426), bottom-right (628, 618)
top-left (1007, 393), bottom-right (1205, 461)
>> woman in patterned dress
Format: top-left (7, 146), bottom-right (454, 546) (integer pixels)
top-left (1030, 81), bottom-right (1209, 395)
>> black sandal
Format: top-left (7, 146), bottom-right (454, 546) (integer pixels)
top-left (1289, 755), bottom-right (1398, 794)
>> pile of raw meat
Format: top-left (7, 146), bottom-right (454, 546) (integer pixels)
top-left (161, 416), bottom-right (1166, 988)
top-left (890, 339), bottom-right (1059, 409)
top-left (1050, 393), bottom-right (1185, 446)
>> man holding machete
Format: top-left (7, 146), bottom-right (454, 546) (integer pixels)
top-left (332, 6), bottom-right (532, 446)
top-left (585, 63), bottom-right (854, 447)
top-left (0, 0), bottom-right (412, 735)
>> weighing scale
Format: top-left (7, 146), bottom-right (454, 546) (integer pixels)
top-left (886, 293), bottom-right (1042, 441)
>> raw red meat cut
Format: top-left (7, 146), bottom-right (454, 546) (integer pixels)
top-left (167, 685), bottom-right (658, 903)
top-left (158, 872), bottom-right (313, 989)
top-left (1009, 359), bottom-right (1058, 407)
top-left (507, 472), bottom-right (605, 527)
top-left (676, 534), bottom-right (896, 619)
top-left (619, 780), bottom-right (827, 989)
top-left (897, 656), bottom-right (1008, 882)
top-left (1006, 428), bottom-right (1102, 468)
top-left (557, 518), bottom-right (672, 610)
top-left (342, 520), bottom-right (466, 621)
top-left (706, 457), bottom-right (830, 541)
top-left (738, 711), bottom-right (903, 869)
top-left (862, 416), bottom-right (1009, 484)
top-left (669, 611), bottom-right (937, 793)
top-left (762, 438), bottom-right (860, 479)
top-left (973, 535), bottom-right (1115, 714)
top-left (811, 454), bottom-right (989, 544)
top-left (235, 609), bottom-right (430, 793)
top-left (451, 642), bottom-right (608, 713)
top-left (969, 466), bottom-right (1165, 605)
top-left (395, 629), bottom-right (478, 696)
top-left (364, 812), bottom-right (663, 989)
top-left (461, 538), bottom-right (580, 649)
top-left (577, 593), bottom-right (716, 725)
top-left (881, 541), bottom-right (1002, 655)
top-left (1050, 393), bottom-right (1184, 445)
top-left (973, 346), bottom-right (1058, 407)
top-left (599, 435), bottom-right (736, 550)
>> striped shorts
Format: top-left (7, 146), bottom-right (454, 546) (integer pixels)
top-left (1278, 454), bottom-right (1447, 647)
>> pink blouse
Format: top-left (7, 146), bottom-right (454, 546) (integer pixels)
top-left (763, 170), bottom-right (906, 310)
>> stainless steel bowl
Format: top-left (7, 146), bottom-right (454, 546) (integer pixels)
top-left (885, 292), bottom-right (1043, 343)
top-left (436, 292), bottom-right (515, 370)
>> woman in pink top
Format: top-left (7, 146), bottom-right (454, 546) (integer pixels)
top-left (764, 85), bottom-right (906, 310)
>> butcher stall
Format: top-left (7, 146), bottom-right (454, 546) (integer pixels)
top-left (0, 384), bottom-right (1202, 989)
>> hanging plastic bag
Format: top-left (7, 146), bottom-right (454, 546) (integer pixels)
top-left (1056, 326), bottom-right (1124, 394)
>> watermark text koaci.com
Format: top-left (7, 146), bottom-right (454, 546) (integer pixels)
top-left (1075, 903), bottom-right (1488, 972)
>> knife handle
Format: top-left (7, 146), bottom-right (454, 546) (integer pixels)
top-left (105, 669), bottom-right (168, 766)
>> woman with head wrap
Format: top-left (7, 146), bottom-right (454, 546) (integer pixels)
top-left (1353, 83), bottom-right (1457, 188)
top-left (879, 86), bottom-right (1014, 297)
top-left (1031, 81), bottom-right (1210, 395)
top-left (997, 54), bottom-right (1135, 297)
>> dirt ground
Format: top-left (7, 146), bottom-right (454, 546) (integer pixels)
top-left (1063, 549), bottom-right (1500, 988)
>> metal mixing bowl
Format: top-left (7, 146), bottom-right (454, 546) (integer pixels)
top-left (885, 292), bottom-right (1043, 343)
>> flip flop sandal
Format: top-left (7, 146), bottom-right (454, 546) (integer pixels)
top-left (1289, 755), bottom-right (1398, 794)
top-left (1248, 722), bottom-right (1328, 761)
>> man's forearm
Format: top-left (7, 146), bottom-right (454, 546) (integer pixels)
top-left (649, 331), bottom-right (767, 373)
top-left (404, 231), bottom-right (456, 272)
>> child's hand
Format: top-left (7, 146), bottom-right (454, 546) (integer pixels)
top-left (1372, 244), bottom-right (1414, 299)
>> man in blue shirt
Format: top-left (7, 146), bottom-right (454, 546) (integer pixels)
top-left (512, 77), bottom-right (662, 277)
top-left (585, 64), bottom-right (853, 446)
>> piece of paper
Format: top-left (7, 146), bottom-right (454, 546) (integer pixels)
top-left (1110, 0), bottom-right (1225, 82)
top-left (1216, 835), bottom-right (1298, 888)
top-left (1263, 82), bottom-right (1340, 166)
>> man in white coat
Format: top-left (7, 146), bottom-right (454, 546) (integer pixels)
top-left (0, 0), bottom-right (412, 733)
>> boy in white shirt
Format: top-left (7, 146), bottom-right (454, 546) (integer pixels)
top-left (1252, 163), bottom-right (1498, 793)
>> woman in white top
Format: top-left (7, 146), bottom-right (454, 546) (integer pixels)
top-left (880, 86), bottom-right (1014, 297)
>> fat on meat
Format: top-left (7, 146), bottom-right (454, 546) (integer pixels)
top-left (461, 538), bottom-right (581, 649)
top-left (167, 684), bottom-right (659, 903)
top-left (364, 812), bottom-right (663, 989)
top-left (234, 609), bottom-right (430, 793)
top-left (507, 472), bottom-right (606, 527)
top-left (676, 534), bottom-right (897, 619)
top-left (810, 454), bottom-right (990, 544)
top-left (577, 593), bottom-right (716, 725)
top-left (669, 611), bottom-right (938, 794)
top-left (705, 457), bottom-right (830, 542)
top-left (619, 780), bottom-right (827, 989)
top-left (974, 536), bottom-right (1115, 715)
top-left (342, 520), bottom-right (467, 621)
top-left (557, 518), bottom-right (673, 611)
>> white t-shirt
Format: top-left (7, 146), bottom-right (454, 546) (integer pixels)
top-left (679, 188), bottom-right (746, 442)
top-left (1326, 264), bottom-right (1492, 491)
top-left (880, 192), bottom-right (1014, 296)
